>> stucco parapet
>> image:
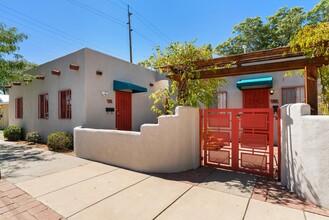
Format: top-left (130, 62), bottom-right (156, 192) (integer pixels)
top-left (75, 126), bottom-right (141, 136)
top-left (281, 103), bottom-right (311, 117)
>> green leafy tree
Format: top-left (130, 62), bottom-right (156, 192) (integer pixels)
top-left (307, 0), bottom-right (329, 24)
top-left (215, 0), bottom-right (329, 56)
top-left (140, 41), bottom-right (225, 115)
top-left (215, 6), bottom-right (305, 55)
top-left (289, 22), bottom-right (329, 114)
top-left (0, 23), bottom-right (36, 93)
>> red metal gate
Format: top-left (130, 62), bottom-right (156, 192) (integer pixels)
top-left (200, 108), bottom-right (275, 177)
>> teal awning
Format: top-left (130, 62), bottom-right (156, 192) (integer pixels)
top-left (236, 77), bottom-right (273, 90)
top-left (113, 80), bottom-right (147, 93)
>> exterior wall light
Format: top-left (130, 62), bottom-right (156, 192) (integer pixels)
top-left (101, 91), bottom-right (109, 96)
top-left (270, 89), bottom-right (274, 95)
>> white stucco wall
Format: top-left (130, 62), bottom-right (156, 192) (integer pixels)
top-left (74, 107), bottom-right (200, 173)
top-left (9, 48), bottom-right (166, 141)
top-left (83, 49), bottom-right (164, 131)
top-left (221, 71), bottom-right (305, 108)
top-left (281, 103), bottom-right (329, 209)
top-left (9, 49), bottom-right (87, 141)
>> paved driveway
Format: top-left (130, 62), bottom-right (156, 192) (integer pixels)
top-left (1, 141), bottom-right (328, 220)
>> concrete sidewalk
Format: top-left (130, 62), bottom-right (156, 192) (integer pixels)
top-left (1, 141), bottom-right (328, 220)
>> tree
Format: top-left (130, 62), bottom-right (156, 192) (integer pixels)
top-left (215, 6), bottom-right (305, 55)
top-left (307, 0), bottom-right (329, 24)
top-left (140, 41), bottom-right (225, 115)
top-left (0, 23), bottom-right (36, 93)
top-left (215, 0), bottom-right (329, 56)
top-left (289, 22), bottom-right (329, 114)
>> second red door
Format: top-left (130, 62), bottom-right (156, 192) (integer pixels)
top-left (243, 89), bottom-right (269, 108)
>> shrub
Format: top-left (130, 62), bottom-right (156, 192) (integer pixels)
top-left (47, 132), bottom-right (73, 152)
top-left (3, 126), bottom-right (22, 141)
top-left (25, 132), bottom-right (41, 144)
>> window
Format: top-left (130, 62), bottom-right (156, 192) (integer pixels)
top-left (58, 90), bottom-right (71, 119)
top-left (15, 98), bottom-right (23, 118)
top-left (216, 92), bottom-right (227, 109)
top-left (282, 86), bottom-right (305, 105)
top-left (39, 94), bottom-right (49, 119)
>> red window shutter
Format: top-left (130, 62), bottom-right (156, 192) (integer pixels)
top-left (58, 90), bottom-right (71, 119)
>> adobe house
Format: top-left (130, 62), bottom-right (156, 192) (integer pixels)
top-left (214, 72), bottom-right (305, 110)
top-left (165, 46), bottom-right (328, 114)
top-left (0, 94), bottom-right (9, 129)
top-left (8, 48), bottom-right (168, 141)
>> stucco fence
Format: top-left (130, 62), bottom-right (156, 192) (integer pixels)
top-left (281, 103), bottom-right (329, 209)
top-left (74, 107), bottom-right (200, 173)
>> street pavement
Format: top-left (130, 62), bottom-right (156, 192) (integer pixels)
top-left (1, 141), bottom-right (328, 220)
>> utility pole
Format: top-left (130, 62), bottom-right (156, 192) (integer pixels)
top-left (127, 5), bottom-right (133, 63)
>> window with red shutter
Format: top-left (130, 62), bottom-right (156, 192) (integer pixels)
top-left (15, 98), bottom-right (23, 118)
top-left (39, 94), bottom-right (49, 119)
top-left (58, 90), bottom-right (71, 119)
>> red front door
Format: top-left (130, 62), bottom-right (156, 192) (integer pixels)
top-left (243, 89), bottom-right (269, 108)
top-left (115, 91), bottom-right (132, 130)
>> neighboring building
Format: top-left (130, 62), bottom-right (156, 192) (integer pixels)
top-left (213, 71), bottom-right (305, 111)
top-left (0, 94), bottom-right (9, 129)
top-left (9, 48), bottom-right (168, 141)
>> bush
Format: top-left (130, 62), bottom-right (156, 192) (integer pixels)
top-left (3, 126), bottom-right (22, 141)
top-left (47, 132), bottom-right (73, 152)
top-left (25, 132), bottom-right (41, 144)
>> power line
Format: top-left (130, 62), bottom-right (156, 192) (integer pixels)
top-left (0, 13), bottom-right (79, 51)
top-left (0, 3), bottom-right (124, 58)
top-left (130, 7), bottom-right (173, 43)
top-left (66, 0), bottom-right (126, 27)
top-left (105, 0), bottom-right (126, 11)
top-left (134, 29), bottom-right (157, 47)
top-left (105, 0), bottom-right (172, 44)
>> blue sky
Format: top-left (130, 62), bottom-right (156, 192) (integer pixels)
top-left (0, 0), bottom-right (320, 64)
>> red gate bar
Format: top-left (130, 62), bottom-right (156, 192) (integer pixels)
top-left (200, 108), bottom-right (276, 178)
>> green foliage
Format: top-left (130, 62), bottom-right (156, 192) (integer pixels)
top-left (25, 131), bottom-right (41, 144)
top-left (4, 126), bottom-right (22, 141)
top-left (215, 0), bottom-right (328, 56)
top-left (289, 22), bottom-right (329, 114)
top-left (47, 132), bottom-right (73, 152)
top-left (0, 22), bottom-right (37, 92)
top-left (307, 0), bottom-right (329, 24)
top-left (140, 40), bottom-right (225, 115)
top-left (289, 22), bottom-right (329, 57)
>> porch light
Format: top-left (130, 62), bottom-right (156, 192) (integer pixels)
top-left (270, 89), bottom-right (274, 95)
top-left (101, 91), bottom-right (109, 96)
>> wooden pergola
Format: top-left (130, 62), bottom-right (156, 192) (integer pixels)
top-left (167, 46), bottom-right (329, 115)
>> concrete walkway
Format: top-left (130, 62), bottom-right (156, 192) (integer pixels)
top-left (1, 141), bottom-right (328, 220)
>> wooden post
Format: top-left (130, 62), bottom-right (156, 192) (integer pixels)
top-left (305, 65), bottom-right (318, 115)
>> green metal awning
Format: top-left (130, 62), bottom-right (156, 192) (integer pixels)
top-left (236, 77), bottom-right (273, 90)
top-left (113, 80), bottom-right (147, 93)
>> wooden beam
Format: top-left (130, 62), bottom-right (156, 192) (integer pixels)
top-left (69, 64), bottom-right (79, 71)
top-left (305, 65), bottom-right (318, 115)
top-left (13, 82), bottom-right (21, 86)
top-left (195, 47), bottom-right (295, 68)
top-left (36, 75), bottom-right (45, 80)
top-left (198, 57), bottom-right (329, 79)
top-left (52, 70), bottom-right (61, 75)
